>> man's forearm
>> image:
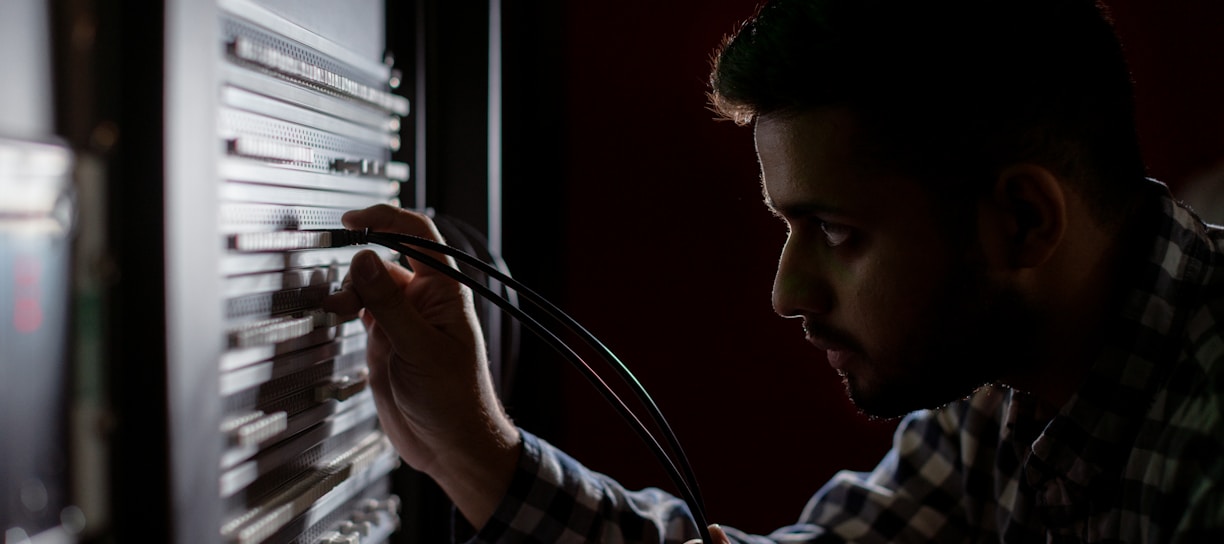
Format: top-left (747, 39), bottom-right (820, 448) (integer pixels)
top-left (428, 417), bottom-right (523, 531)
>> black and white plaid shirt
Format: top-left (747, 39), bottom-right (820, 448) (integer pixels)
top-left (461, 180), bottom-right (1224, 543)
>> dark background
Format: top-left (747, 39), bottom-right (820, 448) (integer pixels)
top-left (490, 0), bottom-right (1224, 535)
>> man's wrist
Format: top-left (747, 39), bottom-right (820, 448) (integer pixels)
top-left (427, 418), bottom-right (523, 531)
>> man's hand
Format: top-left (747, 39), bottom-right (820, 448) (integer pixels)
top-left (323, 204), bottom-right (521, 530)
top-left (684, 524), bottom-right (732, 544)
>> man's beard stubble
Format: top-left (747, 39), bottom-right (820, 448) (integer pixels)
top-left (844, 259), bottom-right (1041, 420)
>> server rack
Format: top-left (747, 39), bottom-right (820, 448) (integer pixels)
top-left (163, 1), bottom-right (407, 542)
top-left (48, 0), bottom-right (463, 541)
top-left (4, 0), bottom-right (505, 541)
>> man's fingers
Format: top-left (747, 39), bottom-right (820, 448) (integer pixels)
top-left (363, 320), bottom-right (397, 410)
top-left (348, 250), bottom-right (433, 353)
top-left (342, 205), bottom-right (458, 282)
top-left (321, 278), bottom-right (362, 317)
top-left (683, 525), bottom-right (731, 544)
top-left (342, 204), bottom-right (440, 240)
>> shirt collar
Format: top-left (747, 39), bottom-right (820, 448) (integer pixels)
top-left (1025, 178), bottom-right (1214, 491)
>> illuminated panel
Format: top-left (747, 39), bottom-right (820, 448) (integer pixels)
top-left (0, 137), bottom-right (78, 543)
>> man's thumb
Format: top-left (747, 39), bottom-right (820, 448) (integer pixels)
top-left (349, 250), bottom-right (420, 344)
top-left (351, 250), bottom-right (388, 286)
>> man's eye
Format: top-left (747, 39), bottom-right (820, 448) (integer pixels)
top-left (819, 222), bottom-right (852, 247)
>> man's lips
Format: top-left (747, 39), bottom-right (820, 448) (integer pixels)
top-left (806, 336), bottom-right (858, 370)
top-left (824, 348), bottom-right (855, 370)
top-left (803, 321), bottom-right (860, 370)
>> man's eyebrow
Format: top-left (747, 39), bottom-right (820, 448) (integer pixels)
top-left (759, 177), bottom-right (847, 218)
top-left (761, 192), bottom-right (844, 219)
top-left (761, 196), bottom-right (790, 220)
top-left (760, 182), bottom-right (790, 219)
top-left (766, 202), bottom-right (846, 220)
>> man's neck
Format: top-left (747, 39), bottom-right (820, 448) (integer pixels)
top-left (1000, 191), bottom-right (1154, 415)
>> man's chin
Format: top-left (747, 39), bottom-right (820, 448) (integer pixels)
top-left (841, 370), bottom-right (979, 420)
top-left (841, 371), bottom-right (910, 420)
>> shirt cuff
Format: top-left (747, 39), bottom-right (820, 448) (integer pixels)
top-left (452, 428), bottom-right (548, 543)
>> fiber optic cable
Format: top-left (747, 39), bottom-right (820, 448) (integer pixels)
top-left (320, 228), bottom-right (714, 543)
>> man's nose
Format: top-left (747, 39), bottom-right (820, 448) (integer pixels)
top-left (771, 238), bottom-right (833, 318)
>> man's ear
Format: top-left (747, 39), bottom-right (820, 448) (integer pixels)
top-left (985, 164), bottom-right (1067, 269)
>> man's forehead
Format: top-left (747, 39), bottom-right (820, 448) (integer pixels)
top-left (754, 107), bottom-right (929, 222)
top-left (754, 108), bottom-right (865, 203)
top-left (754, 108), bottom-right (862, 150)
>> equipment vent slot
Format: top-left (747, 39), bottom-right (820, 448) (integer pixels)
top-left (221, 204), bottom-right (347, 231)
top-left (222, 17), bottom-right (383, 92)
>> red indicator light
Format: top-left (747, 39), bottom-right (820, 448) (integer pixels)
top-left (12, 255), bottom-right (42, 333)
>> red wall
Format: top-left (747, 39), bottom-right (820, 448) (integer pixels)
top-left (531, 1), bottom-right (1224, 535)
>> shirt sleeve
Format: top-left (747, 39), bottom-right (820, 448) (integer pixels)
top-left (460, 403), bottom-right (981, 544)
top-left (456, 430), bottom-right (703, 543)
top-left (780, 402), bottom-right (993, 543)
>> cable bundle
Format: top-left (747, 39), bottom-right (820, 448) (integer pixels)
top-left (322, 228), bottom-right (714, 544)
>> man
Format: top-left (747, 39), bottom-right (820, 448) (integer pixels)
top-left (324, 0), bottom-right (1224, 541)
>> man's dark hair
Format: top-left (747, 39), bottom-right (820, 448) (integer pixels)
top-left (710, 0), bottom-right (1147, 223)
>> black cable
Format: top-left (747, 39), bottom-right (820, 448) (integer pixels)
top-left (431, 214), bottom-right (521, 401)
top-left (371, 237), bottom-right (713, 542)
top-left (323, 228), bottom-right (712, 542)
top-left (366, 232), bottom-right (705, 510)
top-left (437, 215), bottom-right (522, 398)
